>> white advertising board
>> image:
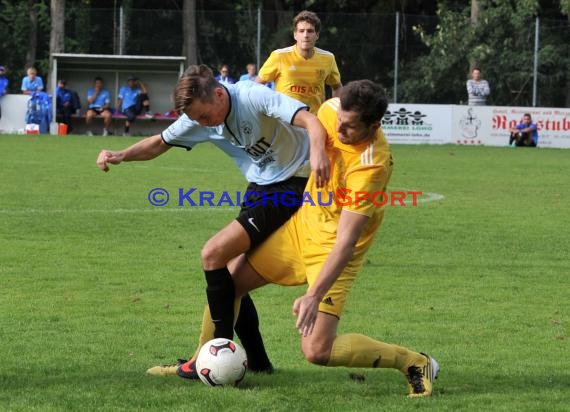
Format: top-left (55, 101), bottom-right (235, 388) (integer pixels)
top-left (382, 104), bottom-right (453, 145)
top-left (452, 105), bottom-right (570, 148)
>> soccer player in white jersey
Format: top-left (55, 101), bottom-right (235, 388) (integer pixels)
top-left (96, 64), bottom-right (330, 378)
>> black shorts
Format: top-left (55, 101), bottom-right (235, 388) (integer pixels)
top-left (236, 176), bottom-right (308, 249)
top-left (88, 108), bottom-right (109, 115)
top-left (123, 93), bottom-right (150, 122)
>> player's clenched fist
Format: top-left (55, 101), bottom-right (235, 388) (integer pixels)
top-left (96, 150), bottom-right (125, 172)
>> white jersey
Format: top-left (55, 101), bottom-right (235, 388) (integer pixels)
top-left (161, 81), bottom-right (311, 185)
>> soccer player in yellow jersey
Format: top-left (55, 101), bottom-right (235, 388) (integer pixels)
top-left (189, 80), bottom-right (440, 397)
top-left (256, 10), bottom-right (342, 114)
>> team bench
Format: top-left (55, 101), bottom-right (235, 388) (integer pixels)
top-left (64, 112), bottom-right (179, 136)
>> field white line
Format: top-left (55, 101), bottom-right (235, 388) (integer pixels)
top-left (413, 191), bottom-right (445, 204)
top-left (389, 188), bottom-right (445, 205)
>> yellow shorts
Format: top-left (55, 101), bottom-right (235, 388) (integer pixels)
top-left (247, 214), bottom-right (364, 317)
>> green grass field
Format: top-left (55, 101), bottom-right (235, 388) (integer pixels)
top-left (1, 134), bottom-right (568, 411)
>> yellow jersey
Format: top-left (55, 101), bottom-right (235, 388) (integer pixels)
top-left (299, 97), bottom-right (393, 262)
top-left (258, 45), bottom-right (342, 114)
top-left (246, 97), bottom-right (393, 314)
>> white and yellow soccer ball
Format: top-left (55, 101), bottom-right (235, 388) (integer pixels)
top-left (195, 338), bottom-right (247, 387)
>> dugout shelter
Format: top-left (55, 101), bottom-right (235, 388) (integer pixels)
top-left (49, 53), bottom-right (186, 134)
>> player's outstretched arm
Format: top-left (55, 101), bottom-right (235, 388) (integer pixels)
top-left (293, 210), bottom-right (369, 337)
top-left (292, 109), bottom-right (330, 188)
top-left (96, 134), bottom-right (171, 172)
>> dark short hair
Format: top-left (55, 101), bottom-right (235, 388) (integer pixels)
top-left (173, 65), bottom-right (220, 114)
top-left (523, 113), bottom-right (532, 119)
top-left (94, 76), bottom-right (103, 83)
top-left (339, 80), bottom-right (388, 126)
top-left (293, 10), bottom-right (321, 33)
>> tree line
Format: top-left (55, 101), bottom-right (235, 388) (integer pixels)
top-left (0, 0), bottom-right (569, 107)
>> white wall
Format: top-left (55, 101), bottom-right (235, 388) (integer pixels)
top-left (0, 95), bottom-right (30, 133)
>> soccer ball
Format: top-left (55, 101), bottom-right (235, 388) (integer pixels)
top-left (195, 338), bottom-right (247, 387)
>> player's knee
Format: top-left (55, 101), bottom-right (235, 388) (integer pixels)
top-left (302, 344), bottom-right (331, 366)
top-left (201, 240), bottom-right (224, 268)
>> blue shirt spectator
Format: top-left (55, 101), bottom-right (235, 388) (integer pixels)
top-left (239, 73), bottom-right (255, 81)
top-left (215, 65), bottom-right (236, 85)
top-left (21, 67), bottom-right (44, 95)
top-left (239, 63), bottom-right (257, 82)
top-left (57, 84), bottom-right (74, 108)
top-left (56, 79), bottom-right (80, 133)
top-left (0, 66), bottom-right (8, 96)
top-left (116, 76), bottom-right (152, 135)
top-left (87, 80), bottom-right (111, 110)
top-left (0, 65), bottom-right (8, 119)
top-left (509, 113), bottom-right (539, 147)
top-left (85, 77), bottom-right (113, 136)
top-left (238, 63), bottom-right (273, 89)
top-left (117, 83), bottom-right (142, 112)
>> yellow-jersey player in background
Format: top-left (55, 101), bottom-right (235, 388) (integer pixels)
top-left (256, 10), bottom-right (342, 114)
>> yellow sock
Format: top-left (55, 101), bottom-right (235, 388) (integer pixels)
top-left (190, 299), bottom-right (242, 360)
top-left (327, 333), bottom-right (423, 372)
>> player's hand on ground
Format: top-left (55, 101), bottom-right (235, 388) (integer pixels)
top-left (96, 150), bottom-right (125, 172)
top-left (293, 294), bottom-right (320, 337)
top-left (310, 149), bottom-right (331, 188)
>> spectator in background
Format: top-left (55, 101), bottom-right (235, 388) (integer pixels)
top-left (215, 64), bottom-right (235, 85)
top-left (117, 75), bottom-right (153, 136)
top-left (256, 10), bottom-right (342, 114)
top-left (56, 79), bottom-right (81, 133)
top-left (509, 113), bottom-right (538, 147)
top-left (21, 67), bottom-right (44, 95)
top-left (0, 65), bottom-right (8, 120)
top-left (86, 76), bottom-right (112, 136)
top-left (239, 63), bottom-right (257, 82)
top-left (466, 67), bottom-right (490, 106)
top-left (240, 63), bottom-right (274, 89)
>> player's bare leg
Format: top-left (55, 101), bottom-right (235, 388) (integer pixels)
top-left (299, 311), bottom-right (439, 397)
